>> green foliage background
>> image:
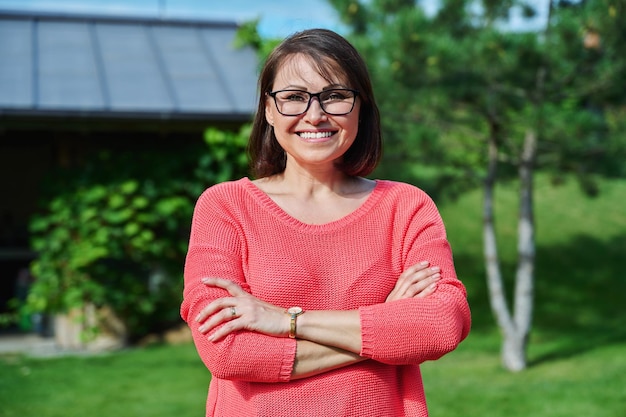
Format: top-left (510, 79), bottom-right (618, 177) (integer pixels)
top-left (21, 127), bottom-right (249, 341)
top-left (328, 0), bottom-right (626, 199)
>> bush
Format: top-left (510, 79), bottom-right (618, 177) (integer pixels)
top-left (21, 126), bottom-right (249, 342)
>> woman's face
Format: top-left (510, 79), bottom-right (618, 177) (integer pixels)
top-left (265, 54), bottom-right (360, 173)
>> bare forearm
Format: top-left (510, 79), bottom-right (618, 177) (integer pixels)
top-left (291, 339), bottom-right (366, 379)
top-left (295, 310), bottom-right (362, 354)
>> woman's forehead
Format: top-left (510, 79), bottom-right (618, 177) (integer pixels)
top-left (275, 53), bottom-right (348, 87)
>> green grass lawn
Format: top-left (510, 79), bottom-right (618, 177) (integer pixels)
top-left (422, 332), bottom-right (626, 417)
top-left (1, 337), bottom-right (624, 417)
top-left (0, 344), bottom-right (210, 417)
top-left (1, 175), bottom-right (624, 417)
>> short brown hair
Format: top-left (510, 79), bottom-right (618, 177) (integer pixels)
top-left (248, 29), bottom-right (382, 178)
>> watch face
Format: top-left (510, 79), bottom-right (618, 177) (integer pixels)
top-left (287, 306), bottom-right (303, 315)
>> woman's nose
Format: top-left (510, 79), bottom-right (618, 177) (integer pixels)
top-left (304, 98), bottom-right (327, 123)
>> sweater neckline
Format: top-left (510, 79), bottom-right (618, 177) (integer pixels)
top-left (240, 177), bottom-right (389, 232)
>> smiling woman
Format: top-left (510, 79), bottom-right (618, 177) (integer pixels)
top-left (181, 28), bottom-right (471, 417)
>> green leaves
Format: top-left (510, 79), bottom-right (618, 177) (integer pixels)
top-left (323, 0), bottom-right (626, 198)
top-left (22, 124), bottom-right (250, 340)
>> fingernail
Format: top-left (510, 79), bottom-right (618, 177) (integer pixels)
top-left (201, 278), bottom-right (209, 284)
top-left (430, 266), bottom-right (440, 272)
top-left (420, 261), bottom-right (429, 266)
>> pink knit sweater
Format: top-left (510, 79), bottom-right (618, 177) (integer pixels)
top-left (182, 178), bottom-right (471, 417)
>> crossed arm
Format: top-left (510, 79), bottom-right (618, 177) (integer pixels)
top-left (193, 262), bottom-right (442, 379)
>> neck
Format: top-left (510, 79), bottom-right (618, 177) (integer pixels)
top-left (282, 165), bottom-right (353, 197)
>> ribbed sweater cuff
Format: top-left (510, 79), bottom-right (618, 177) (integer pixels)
top-left (359, 306), bottom-right (376, 358)
top-left (280, 338), bottom-right (297, 381)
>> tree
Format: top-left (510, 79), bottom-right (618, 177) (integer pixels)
top-left (326, 0), bottom-right (626, 370)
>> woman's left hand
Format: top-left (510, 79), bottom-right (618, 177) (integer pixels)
top-left (386, 261), bottom-right (440, 302)
top-left (195, 278), bottom-right (289, 341)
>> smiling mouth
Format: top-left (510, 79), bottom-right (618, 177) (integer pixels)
top-left (298, 131), bottom-right (334, 140)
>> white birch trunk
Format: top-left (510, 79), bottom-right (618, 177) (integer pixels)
top-left (503, 128), bottom-right (537, 371)
top-left (484, 134), bottom-right (515, 335)
top-left (483, 126), bottom-right (537, 372)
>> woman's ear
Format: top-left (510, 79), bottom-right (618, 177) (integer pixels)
top-left (265, 98), bottom-right (275, 126)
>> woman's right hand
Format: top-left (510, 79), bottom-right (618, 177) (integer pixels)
top-left (195, 278), bottom-right (290, 342)
top-left (386, 261), bottom-right (440, 302)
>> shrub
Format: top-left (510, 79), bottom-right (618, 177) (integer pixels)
top-left (21, 126), bottom-right (249, 342)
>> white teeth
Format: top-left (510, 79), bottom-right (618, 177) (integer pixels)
top-left (299, 131), bottom-right (333, 139)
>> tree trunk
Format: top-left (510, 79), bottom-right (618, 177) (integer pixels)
top-left (483, 121), bottom-right (538, 372)
top-left (483, 124), bottom-right (515, 336)
top-left (488, 128), bottom-right (537, 372)
top-left (505, 128), bottom-right (537, 371)
top-left (501, 328), bottom-right (528, 371)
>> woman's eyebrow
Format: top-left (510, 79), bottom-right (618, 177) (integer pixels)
top-left (277, 83), bottom-right (349, 91)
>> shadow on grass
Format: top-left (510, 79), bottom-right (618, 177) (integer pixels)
top-left (453, 233), bottom-right (626, 366)
top-left (531, 233), bottom-right (626, 365)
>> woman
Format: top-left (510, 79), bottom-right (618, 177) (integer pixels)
top-left (181, 28), bottom-right (471, 417)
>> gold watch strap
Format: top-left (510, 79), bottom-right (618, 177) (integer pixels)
top-left (287, 307), bottom-right (303, 338)
top-left (289, 315), bottom-right (297, 338)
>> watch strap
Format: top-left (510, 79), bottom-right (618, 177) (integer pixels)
top-left (287, 307), bottom-right (303, 338)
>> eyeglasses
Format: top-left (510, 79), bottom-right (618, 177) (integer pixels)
top-left (268, 88), bottom-right (359, 116)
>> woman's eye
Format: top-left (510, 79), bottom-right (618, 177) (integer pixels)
top-left (284, 93), bottom-right (307, 102)
top-left (325, 91), bottom-right (347, 101)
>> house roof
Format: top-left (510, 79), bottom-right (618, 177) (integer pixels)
top-left (0, 10), bottom-right (259, 122)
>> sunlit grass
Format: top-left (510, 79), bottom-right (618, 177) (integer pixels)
top-left (1, 337), bottom-right (623, 417)
top-left (0, 344), bottom-right (209, 417)
top-left (423, 332), bottom-right (626, 417)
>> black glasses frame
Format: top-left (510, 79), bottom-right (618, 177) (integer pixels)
top-left (267, 88), bottom-right (359, 116)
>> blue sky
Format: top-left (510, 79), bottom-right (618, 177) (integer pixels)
top-left (0, 0), bottom-right (550, 37)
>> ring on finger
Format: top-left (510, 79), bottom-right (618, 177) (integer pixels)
top-left (230, 306), bottom-right (237, 318)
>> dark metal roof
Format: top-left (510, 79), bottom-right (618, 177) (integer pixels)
top-left (0, 10), bottom-right (259, 122)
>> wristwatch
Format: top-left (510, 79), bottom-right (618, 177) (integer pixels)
top-left (287, 306), bottom-right (304, 338)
